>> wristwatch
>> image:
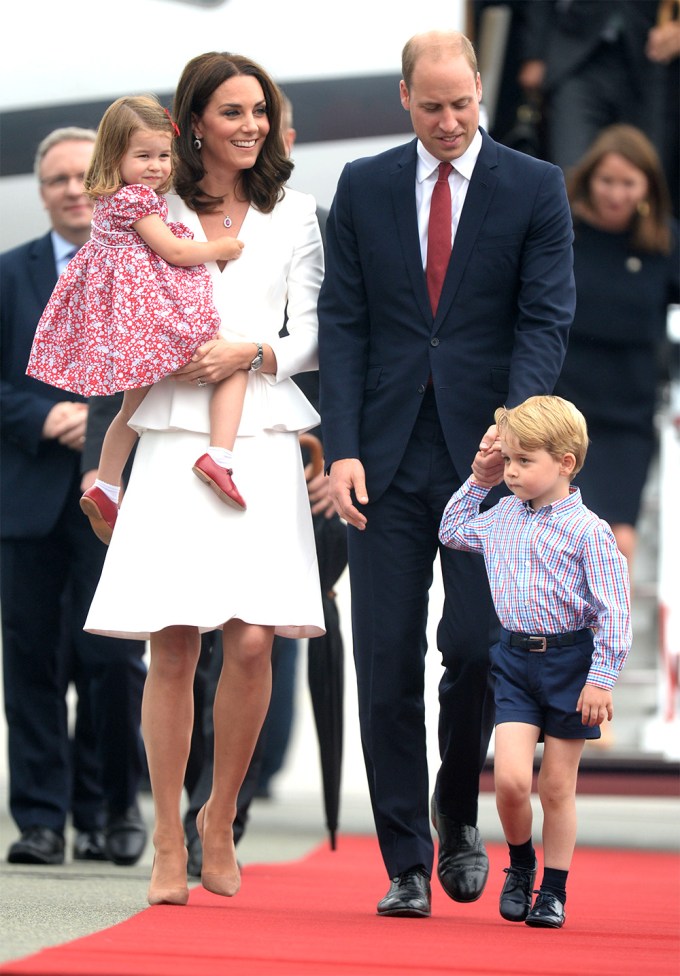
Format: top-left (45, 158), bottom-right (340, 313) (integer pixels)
top-left (250, 341), bottom-right (264, 372)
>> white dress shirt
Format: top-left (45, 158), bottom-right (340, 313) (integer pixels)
top-left (415, 129), bottom-right (483, 270)
top-left (51, 231), bottom-right (80, 276)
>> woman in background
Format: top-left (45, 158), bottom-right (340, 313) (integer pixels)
top-left (555, 124), bottom-right (679, 572)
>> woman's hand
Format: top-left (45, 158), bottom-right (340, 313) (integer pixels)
top-left (172, 335), bottom-right (249, 385)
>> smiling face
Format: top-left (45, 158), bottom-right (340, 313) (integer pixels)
top-left (588, 152), bottom-right (650, 232)
top-left (400, 52), bottom-right (481, 161)
top-left (501, 431), bottom-right (575, 510)
top-left (192, 74), bottom-right (270, 177)
top-left (119, 129), bottom-right (173, 190)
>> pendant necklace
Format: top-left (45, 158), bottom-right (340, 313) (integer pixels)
top-left (223, 215), bottom-right (232, 228)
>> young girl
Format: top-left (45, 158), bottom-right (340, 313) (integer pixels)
top-left (27, 94), bottom-right (248, 543)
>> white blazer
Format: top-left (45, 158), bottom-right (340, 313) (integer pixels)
top-left (130, 188), bottom-right (323, 437)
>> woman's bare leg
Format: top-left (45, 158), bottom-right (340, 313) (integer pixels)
top-left (198, 619), bottom-right (274, 896)
top-left (143, 625), bottom-right (201, 905)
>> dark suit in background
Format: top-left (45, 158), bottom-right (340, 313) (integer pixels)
top-left (520, 0), bottom-right (670, 174)
top-left (1, 231), bottom-right (147, 861)
top-left (318, 31), bottom-right (574, 913)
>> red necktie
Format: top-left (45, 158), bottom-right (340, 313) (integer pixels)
top-left (426, 162), bottom-right (452, 315)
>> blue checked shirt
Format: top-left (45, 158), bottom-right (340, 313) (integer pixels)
top-left (439, 478), bottom-right (632, 690)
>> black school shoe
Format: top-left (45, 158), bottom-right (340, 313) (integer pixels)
top-left (499, 860), bottom-right (538, 921)
top-left (525, 890), bottom-right (566, 928)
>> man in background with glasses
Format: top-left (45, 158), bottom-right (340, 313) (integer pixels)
top-left (1, 128), bottom-right (147, 867)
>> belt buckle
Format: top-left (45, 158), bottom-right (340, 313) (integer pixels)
top-left (527, 636), bottom-right (547, 652)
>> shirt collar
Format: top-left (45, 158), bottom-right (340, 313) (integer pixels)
top-left (523, 485), bottom-right (582, 517)
top-left (51, 230), bottom-right (79, 265)
top-left (416, 129), bottom-right (483, 184)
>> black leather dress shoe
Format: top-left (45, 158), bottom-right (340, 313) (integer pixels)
top-left (7, 826), bottom-right (65, 865)
top-left (525, 891), bottom-right (566, 928)
top-left (430, 795), bottom-right (489, 903)
top-left (186, 835), bottom-right (202, 878)
top-left (73, 830), bottom-right (108, 861)
top-left (377, 867), bottom-right (432, 918)
top-left (499, 860), bottom-right (537, 921)
top-left (105, 806), bottom-right (147, 866)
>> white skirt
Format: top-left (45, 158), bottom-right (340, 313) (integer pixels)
top-left (85, 427), bottom-right (325, 641)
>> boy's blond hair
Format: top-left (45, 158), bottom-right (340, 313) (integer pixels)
top-left (85, 94), bottom-right (176, 199)
top-left (494, 396), bottom-right (589, 478)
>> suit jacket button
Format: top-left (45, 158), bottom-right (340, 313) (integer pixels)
top-left (430, 337), bottom-right (440, 346)
top-left (417, 384), bottom-right (426, 394)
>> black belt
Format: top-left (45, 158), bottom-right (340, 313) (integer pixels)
top-left (505, 628), bottom-right (592, 652)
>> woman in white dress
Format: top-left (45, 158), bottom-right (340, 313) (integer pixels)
top-left (85, 52), bottom-right (325, 906)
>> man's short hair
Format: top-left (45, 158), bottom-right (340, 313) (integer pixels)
top-left (34, 127), bottom-right (97, 177)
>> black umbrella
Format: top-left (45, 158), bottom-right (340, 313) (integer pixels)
top-left (300, 433), bottom-right (348, 850)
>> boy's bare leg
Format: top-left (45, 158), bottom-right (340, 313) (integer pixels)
top-left (494, 722), bottom-right (540, 844)
top-left (537, 736), bottom-right (585, 869)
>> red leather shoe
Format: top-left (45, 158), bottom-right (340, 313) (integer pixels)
top-left (192, 454), bottom-right (246, 510)
top-left (79, 486), bottom-right (118, 544)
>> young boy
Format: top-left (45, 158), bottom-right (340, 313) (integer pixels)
top-left (439, 396), bottom-right (631, 929)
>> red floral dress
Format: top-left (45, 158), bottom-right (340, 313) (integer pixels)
top-left (27, 184), bottom-right (220, 395)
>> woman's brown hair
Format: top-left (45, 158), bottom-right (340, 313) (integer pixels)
top-left (567, 124), bottom-right (672, 254)
top-left (172, 51), bottom-right (292, 215)
top-left (84, 95), bottom-right (176, 198)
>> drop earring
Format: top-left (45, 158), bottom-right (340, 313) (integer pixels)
top-left (193, 135), bottom-right (202, 150)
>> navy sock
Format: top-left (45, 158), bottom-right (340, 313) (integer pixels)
top-left (540, 866), bottom-right (568, 904)
top-left (508, 839), bottom-right (536, 869)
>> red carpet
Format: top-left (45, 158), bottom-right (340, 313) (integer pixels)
top-left (2, 838), bottom-right (678, 976)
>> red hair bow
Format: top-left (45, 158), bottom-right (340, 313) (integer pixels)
top-left (164, 107), bottom-right (180, 138)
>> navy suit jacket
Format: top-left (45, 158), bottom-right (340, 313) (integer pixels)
top-left (318, 131), bottom-right (575, 502)
top-left (1, 233), bottom-right (87, 538)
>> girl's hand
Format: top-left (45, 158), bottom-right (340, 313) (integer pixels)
top-left (173, 335), bottom-right (248, 384)
top-left (216, 237), bottom-right (244, 262)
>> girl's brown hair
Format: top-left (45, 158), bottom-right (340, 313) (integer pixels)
top-left (567, 124), bottom-right (672, 254)
top-left (84, 94), bottom-right (177, 199)
top-left (172, 51), bottom-right (292, 215)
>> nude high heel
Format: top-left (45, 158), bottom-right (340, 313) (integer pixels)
top-left (147, 848), bottom-right (190, 906)
top-left (196, 805), bottom-right (241, 897)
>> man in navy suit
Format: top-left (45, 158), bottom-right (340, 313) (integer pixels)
top-left (318, 30), bottom-right (575, 917)
top-left (0, 128), bottom-right (147, 866)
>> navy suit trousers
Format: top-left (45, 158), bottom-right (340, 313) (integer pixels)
top-left (347, 389), bottom-right (497, 877)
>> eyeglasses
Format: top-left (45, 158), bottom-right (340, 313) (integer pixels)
top-left (40, 172), bottom-right (87, 190)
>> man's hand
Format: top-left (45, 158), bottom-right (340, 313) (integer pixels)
top-left (576, 684), bottom-right (614, 727)
top-left (646, 22), bottom-right (680, 63)
top-left (471, 423), bottom-right (504, 487)
top-left (306, 467), bottom-right (336, 518)
top-left (42, 401), bottom-right (88, 451)
top-left (328, 458), bottom-right (368, 530)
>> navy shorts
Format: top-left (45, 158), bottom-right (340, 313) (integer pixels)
top-left (491, 628), bottom-right (601, 740)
